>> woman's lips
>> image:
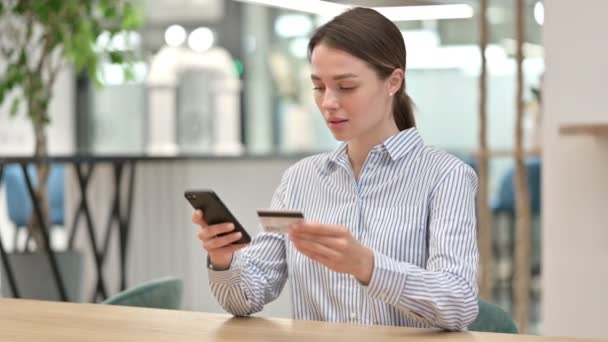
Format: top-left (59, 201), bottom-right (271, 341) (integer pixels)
top-left (327, 119), bottom-right (348, 130)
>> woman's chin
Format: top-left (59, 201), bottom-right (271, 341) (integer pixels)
top-left (329, 130), bottom-right (351, 141)
top-left (331, 134), bottom-right (349, 142)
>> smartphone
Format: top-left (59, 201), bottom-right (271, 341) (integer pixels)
top-left (184, 190), bottom-right (252, 244)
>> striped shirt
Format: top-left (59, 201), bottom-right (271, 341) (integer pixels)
top-left (208, 128), bottom-right (479, 330)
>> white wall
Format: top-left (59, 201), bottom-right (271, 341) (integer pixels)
top-left (0, 67), bottom-right (75, 155)
top-left (542, 0), bottom-right (608, 339)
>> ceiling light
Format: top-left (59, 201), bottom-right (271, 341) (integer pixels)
top-left (188, 27), bottom-right (215, 53)
top-left (233, 0), bottom-right (474, 21)
top-left (233, 0), bottom-right (349, 16)
top-left (275, 14), bottom-right (314, 38)
top-left (534, 2), bottom-right (544, 26)
top-left (164, 25), bottom-right (187, 47)
top-left (374, 5), bottom-right (473, 21)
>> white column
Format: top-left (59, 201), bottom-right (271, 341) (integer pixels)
top-left (213, 77), bottom-right (243, 155)
top-left (542, 0), bottom-right (608, 339)
top-left (243, 4), bottom-right (274, 153)
top-left (146, 86), bottom-right (178, 155)
top-left (146, 47), bottom-right (180, 155)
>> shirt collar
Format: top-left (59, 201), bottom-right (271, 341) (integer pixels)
top-left (327, 142), bottom-right (348, 166)
top-left (383, 127), bottom-right (424, 161)
top-left (325, 127), bottom-right (423, 168)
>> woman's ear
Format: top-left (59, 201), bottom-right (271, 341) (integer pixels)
top-left (387, 69), bottom-right (404, 95)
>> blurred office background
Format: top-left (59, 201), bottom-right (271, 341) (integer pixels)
top-left (0, 0), bottom-right (545, 157)
top-left (1, 0), bottom-right (547, 335)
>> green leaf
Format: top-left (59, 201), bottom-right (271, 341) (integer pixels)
top-left (14, 1), bottom-right (27, 15)
top-left (121, 3), bottom-right (143, 30)
top-left (4, 64), bottom-right (23, 91)
top-left (1, 0), bottom-right (144, 126)
top-left (33, 2), bottom-right (50, 24)
top-left (48, 0), bottom-right (63, 12)
top-left (123, 64), bottom-right (135, 81)
top-left (87, 59), bottom-right (99, 82)
top-left (19, 49), bottom-right (27, 64)
top-left (103, 4), bottom-right (117, 18)
top-left (54, 25), bottom-right (65, 44)
top-left (90, 21), bottom-right (102, 38)
top-left (109, 51), bottom-right (124, 64)
top-left (10, 97), bottom-right (21, 117)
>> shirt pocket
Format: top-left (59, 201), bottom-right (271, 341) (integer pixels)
top-left (366, 205), bottom-right (428, 265)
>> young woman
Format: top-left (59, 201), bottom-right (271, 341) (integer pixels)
top-left (193, 7), bottom-right (478, 330)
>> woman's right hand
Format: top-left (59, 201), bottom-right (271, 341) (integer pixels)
top-left (192, 210), bottom-right (249, 270)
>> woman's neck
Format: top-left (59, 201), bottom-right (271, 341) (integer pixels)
top-left (347, 123), bottom-right (399, 180)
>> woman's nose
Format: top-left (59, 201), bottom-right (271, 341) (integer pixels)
top-left (321, 90), bottom-right (339, 110)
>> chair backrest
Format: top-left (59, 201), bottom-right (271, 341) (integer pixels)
top-left (492, 158), bottom-right (541, 214)
top-left (4, 164), bottom-right (65, 227)
top-left (468, 299), bottom-right (518, 334)
top-left (102, 277), bottom-right (183, 310)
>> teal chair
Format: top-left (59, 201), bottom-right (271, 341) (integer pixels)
top-left (468, 299), bottom-right (518, 334)
top-left (4, 164), bottom-right (66, 251)
top-left (102, 277), bottom-right (183, 310)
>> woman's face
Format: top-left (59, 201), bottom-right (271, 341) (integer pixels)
top-left (310, 43), bottom-right (401, 144)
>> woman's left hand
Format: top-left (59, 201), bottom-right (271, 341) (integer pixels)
top-left (288, 222), bottom-right (375, 285)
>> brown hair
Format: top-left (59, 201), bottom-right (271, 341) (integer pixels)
top-left (308, 7), bottom-right (415, 130)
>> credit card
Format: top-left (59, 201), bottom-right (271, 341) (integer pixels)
top-left (257, 209), bottom-right (304, 233)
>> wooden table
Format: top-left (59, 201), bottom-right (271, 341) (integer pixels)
top-left (0, 299), bottom-right (603, 342)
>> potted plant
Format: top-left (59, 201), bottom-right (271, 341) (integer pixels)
top-left (0, 0), bottom-right (142, 301)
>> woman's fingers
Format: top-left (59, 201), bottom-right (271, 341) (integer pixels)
top-left (291, 222), bottom-right (347, 237)
top-left (191, 210), bottom-right (206, 225)
top-left (290, 229), bottom-right (349, 252)
top-left (291, 236), bottom-right (340, 260)
top-left (198, 222), bottom-right (235, 241)
top-left (203, 231), bottom-right (243, 250)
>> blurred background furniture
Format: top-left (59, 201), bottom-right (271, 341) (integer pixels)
top-left (469, 299), bottom-right (519, 334)
top-left (3, 164), bottom-right (66, 251)
top-left (103, 276), bottom-right (183, 310)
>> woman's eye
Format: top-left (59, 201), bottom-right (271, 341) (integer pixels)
top-left (313, 87), bottom-right (325, 91)
top-left (340, 86), bottom-right (356, 91)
